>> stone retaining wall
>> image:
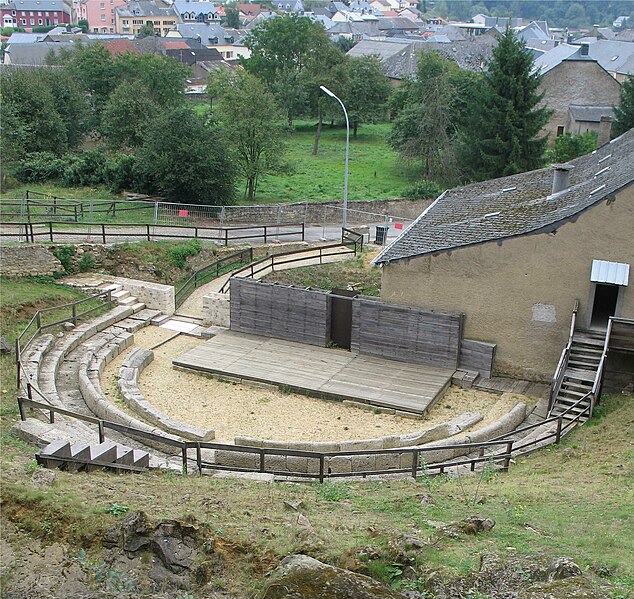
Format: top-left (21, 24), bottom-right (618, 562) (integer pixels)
top-left (118, 348), bottom-right (215, 442)
top-left (202, 292), bottom-right (230, 327)
top-left (0, 245), bottom-right (62, 277)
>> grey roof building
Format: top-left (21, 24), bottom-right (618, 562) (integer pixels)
top-left (374, 129), bottom-right (634, 265)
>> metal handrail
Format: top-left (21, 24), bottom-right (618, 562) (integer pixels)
top-left (549, 299), bottom-right (579, 414)
top-left (15, 288), bottom-right (114, 389)
top-left (218, 232), bottom-right (363, 294)
top-left (174, 248), bottom-right (253, 308)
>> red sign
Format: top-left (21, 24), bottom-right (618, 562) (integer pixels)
top-left (395, 222), bottom-right (403, 230)
top-left (178, 209), bottom-right (188, 217)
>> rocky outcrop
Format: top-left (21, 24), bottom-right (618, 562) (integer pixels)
top-left (258, 555), bottom-right (403, 599)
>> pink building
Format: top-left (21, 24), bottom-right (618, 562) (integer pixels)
top-left (75, 0), bottom-right (125, 33)
top-left (2, 0), bottom-right (71, 29)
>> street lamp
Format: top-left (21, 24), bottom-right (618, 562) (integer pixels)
top-left (319, 85), bottom-right (349, 229)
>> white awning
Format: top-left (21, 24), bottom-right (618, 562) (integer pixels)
top-left (591, 260), bottom-right (630, 286)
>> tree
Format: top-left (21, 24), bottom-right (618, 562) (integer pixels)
top-left (136, 23), bottom-right (155, 38)
top-left (243, 14), bottom-right (334, 124)
top-left (460, 28), bottom-right (551, 181)
top-left (77, 19), bottom-right (89, 33)
top-left (224, 7), bottom-right (240, 28)
top-left (134, 107), bottom-right (236, 204)
top-left (211, 70), bottom-right (285, 200)
top-left (612, 75), bottom-right (634, 137)
top-left (343, 56), bottom-right (390, 137)
top-left (0, 70), bottom-right (67, 155)
top-left (389, 51), bottom-right (457, 182)
top-left (546, 131), bottom-right (597, 162)
top-left (102, 80), bottom-right (157, 149)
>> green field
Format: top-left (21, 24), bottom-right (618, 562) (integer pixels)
top-left (0, 121), bottom-right (417, 207)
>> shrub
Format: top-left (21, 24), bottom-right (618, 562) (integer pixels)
top-left (546, 131), bottom-right (597, 163)
top-left (78, 254), bottom-right (95, 272)
top-left (103, 153), bottom-right (136, 193)
top-left (402, 179), bottom-right (444, 200)
top-left (51, 245), bottom-right (75, 274)
top-left (61, 150), bottom-right (107, 187)
top-left (168, 239), bottom-right (202, 268)
top-left (14, 152), bottom-right (67, 183)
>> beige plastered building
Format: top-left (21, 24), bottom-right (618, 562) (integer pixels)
top-left (374, 129), bottom-right (634, 382)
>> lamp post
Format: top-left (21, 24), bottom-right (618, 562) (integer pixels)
top-left (319, 85), bottom-right (349, 229)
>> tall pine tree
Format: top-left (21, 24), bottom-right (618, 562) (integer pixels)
top-left (461, 28), bottom-right (551, 181)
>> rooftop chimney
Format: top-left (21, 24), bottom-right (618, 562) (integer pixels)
top-left (597, 115), bottom-right (612, 147)
top-left (581, 42), bottom-right (589, 56)
top-left (551, 164), bottom-right (573, 195)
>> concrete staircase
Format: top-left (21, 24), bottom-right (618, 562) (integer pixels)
top-left (37, 440), bottom-right (150, 473)
top-left (549, 330), bottom-right (605, 421)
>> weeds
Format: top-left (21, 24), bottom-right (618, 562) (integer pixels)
top-left (25, 460), bottom-right (41, 475)
top-left (77, 549), bottom-right (135, 593)
top-left (168, 239), bottom-right (202, 268)
top-left (316, 481), bottom-right (350, 502)
top-left (104, 503), bottom-right (129, 516)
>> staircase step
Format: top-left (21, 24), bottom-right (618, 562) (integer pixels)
top-left (89, 441), bottom-right (118, 463)
top-left (115, 446), bottom-right (135, 466)
top-left (132, 450), bottom-right (150, 469)
top-left (572, 335), bottom-right (605, 347)
top-left (565, 368), bottom-right (598, 382)
top-left (40, 440), bottom-right (72, 458)
top-left (118, 297), bottom-right (137, 306)
top-left (70, 442), bottom-right (91, 460)
top-left (568, 359), bottom-right (600, 369)
top-left (112, 290), bottom-right (130, 300)
top-left (558, 388), bottom-right (591, 399)
top-left (98, 284), bottom-right (121, 293)
top-left (130, 302), bottom-right (146, 313)
top-left (151, 313), bottom-right (171, 325)
top-left (561, 379), bottom-right (593, 392)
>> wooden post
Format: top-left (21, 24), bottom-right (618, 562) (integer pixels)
top-left (18, 397), bottom-right (26, 421)
top-left (224, 228), bottom-right (229, 246)
top-left (411, 449), bottom-right (418, 479)
top-left (36, 312), bottom-right (41, 331)
top-left (319, 455), bottom-right (325, 483)
top-left (49, 409), bottom-right (55, 424)
top-left (72, 303), bottom-right (77, 325)
top-left (196, 443), bottom-right (202, 475)
top-left (264, 226), bottom-right (267, 244)
top-left (259, 450), bottom-right (265, 473)
top-left (503, 441), bottom-right (514, 472)
top-left (15, 340), bottom-right (21, 389)
top-left (30, 223), bottom-right (35, 243)
top-left (98, 421), bottom-right (105, 443)
top-left (181, 446), bottom-right (188, 475)
top-left (301, 222), bottom-right (305, 241)
top-left (49, 222), bottom-right (53, 242)
top-left (146, 224), bottom-right (151, 241)
top-left (555, 417), bottom-right (563, 444)
top-left (101, 224), bottom-right (106, 244)
top-left (194, 227), bottom-right (198, 239)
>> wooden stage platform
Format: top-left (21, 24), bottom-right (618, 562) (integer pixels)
top-left (173, 331), bottom-right (454, 415)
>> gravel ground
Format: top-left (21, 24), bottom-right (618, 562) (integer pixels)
top-left (101, 327), bottom-right (533, 443)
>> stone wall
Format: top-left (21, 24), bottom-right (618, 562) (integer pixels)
top-left (115, 277), bottom-right (175, 314)
top-left (0, 245), bottom-right (62, 277)
top-left (539, 60), bottom-right (621, 144)
top-left (202, 292), bottom-right (230, 327)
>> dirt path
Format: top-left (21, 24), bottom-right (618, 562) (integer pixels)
top-left (101, 327), bottom-right (534, 444)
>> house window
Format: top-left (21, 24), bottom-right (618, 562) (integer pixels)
top-left (556, 126), bottom-right (564, 136)
top-left (225, 51), bottom-right (233, 58)
top-left (20, 18), bottom-right (26, 23)
top-left (30, 18), bottom-right (34, 24)
top-left (38, 18), bottom-right (42, 23)
top-left (100, 14), bottom-right (105, 20)
top-left (29, 11), bottom-right (33, 15)
top-left (54, 18), bottom-right (58, 23)
top-left (11, 10), bottom-right (15, 14)
top-left (100, 2), bottom-right (105, 7)
top-left (123, 19), bottom-right (128, 24)
top-left (37, 11), bottom-right (41, 15)
top-left (45, 11), bottom-right (48, 15)
top-left (132, 18), bottom-right (143, 24)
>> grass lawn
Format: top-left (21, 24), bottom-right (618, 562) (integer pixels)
top-left (247, 121), bottom-right (418, 204)
top-left (0, 121), bottom-right (417, 209)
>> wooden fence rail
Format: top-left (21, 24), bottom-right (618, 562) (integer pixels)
top-left (0, 221), bottom-right (305, 246)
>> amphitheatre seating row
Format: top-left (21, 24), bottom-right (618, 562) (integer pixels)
top-left (118, 348), bottom-right (215, 442)
top-left (214, 402), bottom-right (529, 475)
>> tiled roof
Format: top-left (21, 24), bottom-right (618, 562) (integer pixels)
top-left (374, 129), bottom-right (634, 265)
top-left (568, 105), bottom-right (615, 123)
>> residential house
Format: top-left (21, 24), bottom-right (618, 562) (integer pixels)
top-left (165, 22), bottom-right (249, 60)
top-left (326, 18), bottom-right (378, 41)
top-left (347, 35), bottom-right (496, 81)
top-left (2, 40), bottom-right (73, 63)
top-left (537, 44), bottom-right (622, 142)
top-left (75, 0), bottom-right (126, 33)
top-left (534, 39), bottom-right (634, 83)
top-left (236, 3), bottom-right (264, 24)
top-left (115, 0), bottom-right (179, 36)
top-left (2, 0), bottom-right (70, 29)
top-left (373, 129), bottom-right (634, 381)
top-left (173, 1), bottom-right (219, 23)
top-left (376, 16), bottom-right (420, 35)
top-left (274, 0), bottom-right (303, 13)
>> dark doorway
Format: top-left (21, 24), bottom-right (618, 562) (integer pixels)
top-left (590, 284), bottom-right (619, 329)
top-left (329, 289), bottom-right (357, 350)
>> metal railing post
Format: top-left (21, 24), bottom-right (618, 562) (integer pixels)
top-left (98, 421), bottom-right (105, 443)
top-left (319, 455), bottom-right (325, 483)
top-left (182, 446), bottom-right (188, 475)
top-left (555, 416), bottom-right (563, 444)
top-left (49, 222), bottom-right (53, 242)
top-left (411, 449), bottom-right (418, 479)
top-left (196, 443), bottom-right (202, 475)
top-left (101, 224), bottom-right (106, 244)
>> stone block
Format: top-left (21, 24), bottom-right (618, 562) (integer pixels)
top-left (215, 449), bottom-right (259, 470)
top-left (351, 454), bottom-right (377, 473)
top-left (326, 456), bottom-right (352, 474)
top-left (375, 452), bottom-right (401, 471)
